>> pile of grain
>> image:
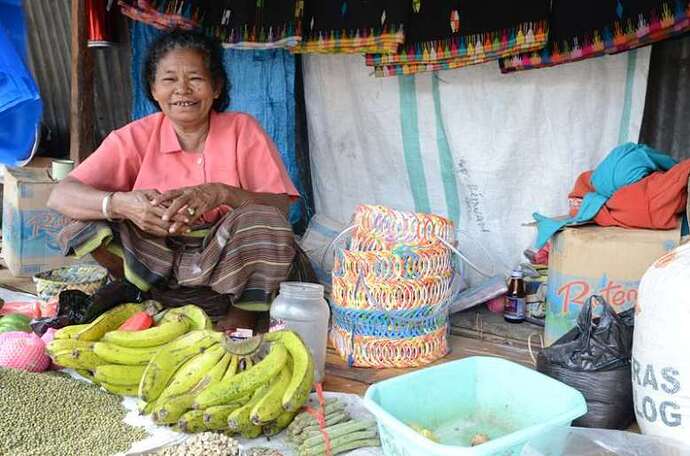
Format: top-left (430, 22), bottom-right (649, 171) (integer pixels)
top-left (0, 367), bottom-right (148, 456)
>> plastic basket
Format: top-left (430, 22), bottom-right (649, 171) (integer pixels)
top-left (330, 205), bottom-right (456, 368)
top-left (33, 265), bottom-right (108, 302)
top-left (351, 204), bottom-right (455, 250)
top-left (363, 356), bottom-right (588, 455)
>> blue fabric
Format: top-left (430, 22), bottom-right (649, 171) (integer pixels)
top-left (533, 143), bottom-right (677, 248)
top-left (0, 0), bottom-right (26, 62)
top-left (130, 22), bottom-right (305, 226)
top-left (0, 3), bottom-right (41, 165)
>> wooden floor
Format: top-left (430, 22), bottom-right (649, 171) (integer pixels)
top-left (324, 333), bottom-right (534, 396)
top-left (0, 265), bottom-right (536, 397)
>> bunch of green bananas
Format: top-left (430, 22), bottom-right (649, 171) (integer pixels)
top-left (139, 329), bottom-right (314, 439)
top-left (47, 304), bottom-right (213, 395)
top-left (48, 304), bottom-right (314, 440)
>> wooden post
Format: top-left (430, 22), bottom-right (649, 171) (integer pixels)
top-left (69, 0), bottom-right (95, 164)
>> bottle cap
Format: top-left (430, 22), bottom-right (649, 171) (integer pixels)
top-left (510, 269), bottom-right (523, 278)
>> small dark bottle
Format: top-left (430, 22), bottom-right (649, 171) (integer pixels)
top-left (504, 269), bottom-right (526, 323)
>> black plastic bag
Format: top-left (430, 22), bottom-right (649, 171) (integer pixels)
top-left (31, 281), bottom-right (145, 336)
top-left (542, 295), bottom-right (634, 371)
top-left (537, 295), bottom-right (635, 429)
top-left (30, 290), bottom-right (92, 336)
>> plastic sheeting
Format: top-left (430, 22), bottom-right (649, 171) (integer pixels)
top-left (303, 50), bottom-right (651, 285)
top-left (520, 427), bottom-right (690, 456)
top-left (129, 22), bottom-right (306, 226)
top-left (0, 0), bottom-right (41, 165)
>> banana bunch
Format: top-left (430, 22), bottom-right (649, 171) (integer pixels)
top-left (138, 329), bottom-right (314, 439)
top-left (47, 304), bottom-right (213, 396)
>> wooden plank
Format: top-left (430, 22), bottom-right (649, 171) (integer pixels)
top-left (69, 0), bottom-right (94, 163)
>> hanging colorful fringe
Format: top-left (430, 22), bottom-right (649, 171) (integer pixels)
top-left (330, 205), bottom-right (455, 368)
top-left (118, 0), bottom-right (303, 49)
top-left (500, 0), bottom-right (690, 72)
top-left (291, 1), bottom-right (407, 54)
top-left (366, 1), bottom-right (551, 77)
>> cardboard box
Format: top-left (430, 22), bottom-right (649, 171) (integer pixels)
top-left (2, 165), bottom-right (75, 276)
top-left (545, 224), bottom-right (680, 346)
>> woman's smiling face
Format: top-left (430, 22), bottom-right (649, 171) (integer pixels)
top-left (150, 47), bottom-right (221, 128)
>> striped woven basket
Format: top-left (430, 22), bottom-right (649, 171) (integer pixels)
top-left (330, 205), bottom-right (455, 368)
top-left (33, 265), bottom-right (108, 302)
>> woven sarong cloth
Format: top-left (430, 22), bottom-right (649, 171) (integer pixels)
top-left (500, 0), bottom-right (690, 72)
top-left (366, 0), bottom-right (550, 77)
top-left (118, 0), bottom-right (302, 49)
top-left (291, 0), bottom-right (407, 54)
top-left (57, 204), bottom-right (296, 317)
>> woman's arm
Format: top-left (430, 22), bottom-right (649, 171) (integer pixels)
top-left (47, 176), bottom-right (177, 236)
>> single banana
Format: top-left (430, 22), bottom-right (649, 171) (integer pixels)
top-left (262, 409), bottom-right (298, 436)
top-left (194, 342), bottom-right (288, 409)
top-left (157, 343), bottom-right (225, 401)
top-left (250, 366), bottom-right (292, 425)
top-left (52, 347), bottom-right (107, 370)
top-left (178, 410), bottom-right (207, 433)
top-left (75, 369), bottom-right (96, 382)
top-left (76, 303), bottom-right (145, 341)
top-left (101, 313), bottom-right (191, 348)
top-left (227, 384), bottom-right (271, 435)
top-left (93, 342), bottom-right (162, 365)
top-left (95, 364), bottom-right (146, 386)
top-left (240, 423), bottom-right (262, 439)
top-left (138, 399), bottom-right (157, 416)
top-left (266, 330), bottom-right (315, 411)
top-left (101, 382), bottom-right (138, 396)
top-left (202, 401), bottom-right (245, 430)
top-left (47, 339), bottom-right (94, 354)
top-left (162, 305), bottom-right (213, 330)
top-left (54, 324), bottom-right (90, 340)
top-left (139, 330), bottom-right (223, 402)
top-left (154, 352), bottom-right (232, 424)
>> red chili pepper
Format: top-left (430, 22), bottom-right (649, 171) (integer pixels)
top-left (118, 311), bottom-right (154, 331)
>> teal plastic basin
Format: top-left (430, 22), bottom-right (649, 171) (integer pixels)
top-left (363, 356), bottom-right (587, 456)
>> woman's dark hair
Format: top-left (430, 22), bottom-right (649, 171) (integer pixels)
top-left (144, 29), bottom-right (229, 112)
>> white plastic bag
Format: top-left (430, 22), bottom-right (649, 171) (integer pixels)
top-left (520, 427), bottom-right (690, 456)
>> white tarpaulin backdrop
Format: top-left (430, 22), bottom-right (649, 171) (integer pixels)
top-left (303, 49), bottom-right (651, 284)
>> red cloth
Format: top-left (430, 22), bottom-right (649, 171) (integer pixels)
top-left (568, 160), bottom-right (690, 229)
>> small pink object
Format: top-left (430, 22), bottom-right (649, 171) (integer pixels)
top-left (0, 331), bottom-right (51, 372)
top-left (486, 295), bottom-right (506, 314)
top-left (41, 328), bottom-right (57, 344)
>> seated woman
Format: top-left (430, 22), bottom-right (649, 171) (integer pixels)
top-left (48, 30), bottom-right (303, 329)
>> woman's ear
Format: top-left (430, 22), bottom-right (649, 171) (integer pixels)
top-left (214, 79), bottom-right (223, 99)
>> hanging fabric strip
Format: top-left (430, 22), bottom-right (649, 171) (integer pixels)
top-left (291, 0), bottom-right (407, 54)
top-left (118, 0), bottom-right (302, 49)
top-left (500, 0), bottom-right (690, 72)
top-left (366, 1), bottom-right (550, 77)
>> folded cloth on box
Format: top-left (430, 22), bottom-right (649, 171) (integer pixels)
top-left (533, 143), bottom-right (676, 248)
top-left (568, 159), bottom-right (690, 230)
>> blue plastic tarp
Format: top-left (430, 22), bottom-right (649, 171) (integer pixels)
top-left (0, 0), bottom-right (41, 165)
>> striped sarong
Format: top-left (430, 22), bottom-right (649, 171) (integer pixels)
top-left (57, 204), bottom-right (296, 318)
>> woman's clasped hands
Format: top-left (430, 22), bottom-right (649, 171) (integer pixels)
top-left (113, 183), bottom-right (226, 236)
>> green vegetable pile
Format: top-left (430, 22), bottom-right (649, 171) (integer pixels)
top-left (0, 367), bottom-right (148, 455)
